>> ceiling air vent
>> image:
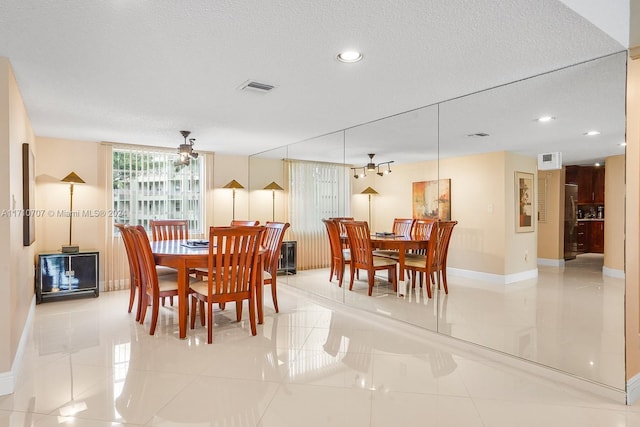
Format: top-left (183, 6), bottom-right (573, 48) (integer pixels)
top-left (238, 80), bottom-right (276, 93)
top-left (467, 132), bottom-right (490, 138)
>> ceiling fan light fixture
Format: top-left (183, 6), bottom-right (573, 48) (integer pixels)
top-left (175, 130), bottom-right (198, 166)
top-left (352, 154), bottom-right (393, 179)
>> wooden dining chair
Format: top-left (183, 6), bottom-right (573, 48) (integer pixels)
top-left (189, 226), bottom-right (265, 343)
top-left (149, 219), bottom-right (190, 305)
top-left (262, 222), bottom-right (291, 313)
top-left (404, 220), bottom-right (458, 298)
top-left (343, 221), bottom-right (398, 296)
top-left (115, 223), bottom-right (143, 320)
top-left (231, 220), bottom-right (260, 226)
top-left (409, 218), bottom-right (437, 254)
top-left (128, 225), bottom-right (180, 335)
top-left (322, 218), bottom-right (352, 287)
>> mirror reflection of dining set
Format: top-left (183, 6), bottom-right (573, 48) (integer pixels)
top-left (115, 219), bottom-right (289, 343)
top-left (322, 217), bottom-right (457, 298)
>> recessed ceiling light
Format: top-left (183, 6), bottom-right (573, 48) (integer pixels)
top-left (595, 162), bottom-right (601, 167)
top-left (585, 130), bottom-right (601, 136)
top-left (536, 116), bottom-right (555, 122)
top-left (337, 51), bottom-right (363, 63)
top-left (620, 142), bottom-right (627, 146)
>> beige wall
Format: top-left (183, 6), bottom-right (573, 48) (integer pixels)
top-left (0, 58), bottom-right (36, 384)
top-left (248, 157), bottom-right (286, 225)
top-left (626, 53), bottom-right (640, 386)
top-left (34, 137), bottom-right (104, 255)
top-left (349, 150), bottom-right (538, 278)
top-left (604, 155), bottom-right (625, 273)
top-left (537, 169), bottom-right (564, 261)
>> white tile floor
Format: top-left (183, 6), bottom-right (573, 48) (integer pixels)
top-left (285, 253), bottom-right (625, 389)
top-left (0, 272), bottom-right (637, 426)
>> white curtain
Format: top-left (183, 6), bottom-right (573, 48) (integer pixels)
top-left (285, 160), bottom-right (351, 270)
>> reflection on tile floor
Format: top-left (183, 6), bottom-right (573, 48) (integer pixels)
top-left (284, 253), bottom-right (625, 389)
top-left (0, 270), bottom-right (633, 426)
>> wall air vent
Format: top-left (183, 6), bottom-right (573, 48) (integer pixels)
top-left (238, 80), bottom-right (276, 93)
top-left (467, 132), bottom-right (490, 138)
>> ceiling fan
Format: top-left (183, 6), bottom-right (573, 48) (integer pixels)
top-left (175, 130), bottom-right (198, 166)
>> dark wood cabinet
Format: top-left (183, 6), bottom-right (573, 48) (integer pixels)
top-left (590, 221), bottom-right (605, 253)
top-left (592, 167), bottom-right (605, 204)
top-left (565, 165), bottom-right (605, 204)
top-left (577, 222), bottom-right (590, 253)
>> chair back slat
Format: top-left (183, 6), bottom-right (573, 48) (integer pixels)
top-left (150, 219), bottom-right (189, 241)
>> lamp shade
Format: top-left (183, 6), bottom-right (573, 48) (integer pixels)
top-left (223, 179), bottom-right (245, 189)
top-left (361, 186), bottom-right (378, 195)
top-left (61, 172), bottom-right (85, 184)
top-left (263, 181), bottom-right (284, 191)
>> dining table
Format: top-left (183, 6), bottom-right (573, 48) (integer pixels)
top-left (150, 239), bottom-right (265, 339)
top-left (370, 235), bottom-right (429, 281)
top-left (340, 233), bottom-right (429, 281)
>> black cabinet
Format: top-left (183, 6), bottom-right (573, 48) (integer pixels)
top-left (37, 251), bottom-right (99, 303)
top-left (277, 241), bottom-right (297, 275)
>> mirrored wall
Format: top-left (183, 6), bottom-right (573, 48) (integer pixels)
top-left (248, 51), bottom-right (627, 389)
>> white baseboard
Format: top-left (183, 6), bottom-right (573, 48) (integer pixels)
top-left (603, 266), bottom-right (625, 279)
top-left (447, 267), bottom-right (538, 284)
top-left (537, 258), bottom-right (565, 267)
top-left (0, 295), bottom-right (36, 396)
top-left (627, 373), bottom-right (640, 404)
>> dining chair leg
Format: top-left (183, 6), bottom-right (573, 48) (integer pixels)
top-left (207, 301), bottom-right (214, 344)
top-left (271, 278), bottom-right (279, 313)
top-left (149, 295), bottom-right (160, 335)
top-left (248, 296), bottom-right (257, 336)
top-left (236, 299), bottom-right (243, 322)
top-left (199, 300), bottom-right (205, 326)
top-left (190, 297), bottom-right (196, 329)
top-left (349, 266), bottom-right (356, 291)
top-left (128, 284), bottom-right (136, 313)
top-left (367, 269), bottom-right (375, 296)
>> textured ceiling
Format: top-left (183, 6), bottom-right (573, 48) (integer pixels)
top-left (0, 0), bottom-right (626, 164)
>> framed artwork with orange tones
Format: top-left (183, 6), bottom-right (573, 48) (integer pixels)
top-left (412, 179), bottom-right (451, 220)
top-left (516, 171), bottom-right (534, 232)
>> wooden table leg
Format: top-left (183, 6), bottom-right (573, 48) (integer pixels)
top-left (178, 260), bottom-right (188, 339)
top-left (398, 251), bottom-right (406, 281)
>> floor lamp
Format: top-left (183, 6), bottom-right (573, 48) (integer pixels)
top-left (361, 186), bottom-right (378, 226)
top-left (61, 172), bottom-right (85, 253)
top-left (263, 181), bottom-right (284, 221)
top-left (223, 179), bottom-right (245, 220)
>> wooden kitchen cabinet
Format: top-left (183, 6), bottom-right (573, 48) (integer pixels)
top-left (565, 165), bottom-right (605, 204)
top-left (577, 222), bottom-right (589, 253)
top-left (592, 167), bottom-right (605, 204)
top-left (590, 221), bottom-right (604, 253)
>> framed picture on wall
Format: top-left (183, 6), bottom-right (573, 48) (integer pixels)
top-left (515, 171), bottom-right (534, 233)
top-left (412, 179), bottom-right (451, 220)
top-left (22, 143), bottom-right (36, 246)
